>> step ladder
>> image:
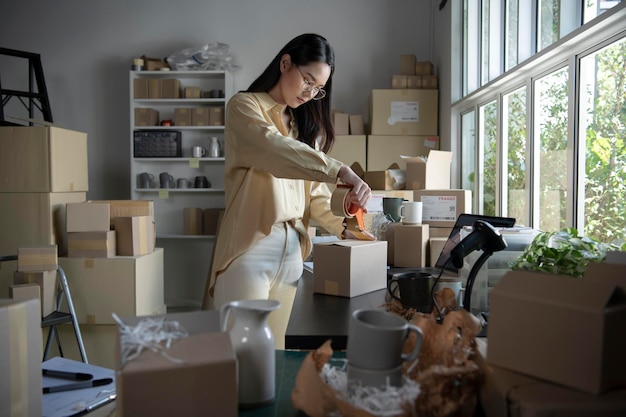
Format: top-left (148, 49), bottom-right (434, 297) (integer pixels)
top-left (1, 255), bottom-right (88, 363)
top-left (0, 47), bottom-right (53, 125)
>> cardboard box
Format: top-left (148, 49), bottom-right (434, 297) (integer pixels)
top-left (370, 89), bottom-right (438, 136)
top-left (133, 78), bottom-right (149, 99)
top-left (415, 61), bottom-right (434, 75)
top-left (421, 75), bottom-right (438, 89)
top-left (382, 222), bottom-right (401, 265)
top-left (14, 269), bottom-right (57, 317)
top-left (313, 240), bottom-right (387, 298)
top-left (0, 192), bottom-right (87, 256)
top-left (334, 112), bottom-right (350, 135)
top-left (413, 189), bottom-right (472, 227)
top-left (113, 216), bottom-right (155, 256)
top-left (203, 208), bottom-right (224, 236)
top-left (349, 114), bottom-right (364, 135)
top-left (116, 311), bottom-right (236, 417)
top-left (90, 199), bottom-right (154, 227)
top-left (9, 283), bottom-right (40, 303)
top-left (67, 231), bottom-right (116, 258)
top-left (148, 78), bottom-right (160, 99)
top-left (174, 108), bottom-right (192, 126)
top-left (392, 74), bottom-right (408, 89)
top-left (209, 106), bottom-right (225, 126)
top-left (429, 227), bottom-right (454, 238)
top-left (17, 244), bottom-right (58, 272)
top-left (66, 202), bottom-right (111, 232)
top-left (134, 108), bottom-right (159, 126)
top-left (0, 299), bottom-right (42, 417)
top-left (363, 164), bottom-right (406, 190)
top-left (407, 75), bottom-right (422, 89)
top-left (400, 54), bottom-right (417, 75)
top-left (488, 267), bottom-right (626, 395)
top-left (184, 208), bottom-right (203, 235)
top-left (367, 135), bottom-right (440, 171)
top-left (184, 86), bottom-right (201, 98)
top-left (328, 135), bottom-right (366, 168)
top-left (142, 56), bottom-right (168, 71)
top-left (394, 224), bottom-right (429, 267)
top-left (429, 237), bottom-right (447, 267)
top-left (0, 126), bottom-right (88, 193)
top-left (404, 150), bottom-right (453, 190)
top-left (60, 248), bottom-right (165, 324)
top-left (161, 78), bottom-right (180, 98)
top-left (191, 108), bottom-right (209, 126)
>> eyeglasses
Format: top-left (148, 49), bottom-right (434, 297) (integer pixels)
top-left (295, 65), bottom-right (326, 100)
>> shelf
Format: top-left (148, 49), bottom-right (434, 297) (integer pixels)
top-left (134, 157), bottom-right (225, 162)
top-left (157, 234), bottom-right (216, 239)
top-left (132, 70), bottom-right (228, 76)
top-left (135, 188), bottom-right (225, 193)
top-left (133, 98), bottom-right (226, 104)
top-left (132, 126), bottom-right (225, 130)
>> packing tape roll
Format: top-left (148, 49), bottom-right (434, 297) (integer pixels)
top-left (331, 186), bottom-right (353, 217)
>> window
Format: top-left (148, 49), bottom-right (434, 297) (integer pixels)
top-left (453, 1), bottom-right (625, 245)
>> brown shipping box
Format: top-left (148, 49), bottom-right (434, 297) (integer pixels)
top-left (184, 86), bottom-right (201, 98)
top-left (209, 107), bottom-right (225, 126)
top-left (0, 299), bottom-right (42, 417)
top-left (184, 208), bottom-right (203, 235)
top-left (367, 135), bottom-right (440, 171)
top-left (160, 79), bottom-right (180, 99)
top-left (313, 240), bottom-right (387, 298)
top-left (349, 115), bottom-right (364, 135)
top-left (400, 54), bottom-right (417, 75)
top-left (413, 189), bottom-right (472, 228)
top-left (60, 248), bottom-right (165, 325)
top-left (404, 150), bottom-right (453, 190)
top-left (9, 283), bottom-right (40, 303)
top-left (429, 237), bottom-right (447, 267)
top-left (116, 310), bottom-right (237, 417)
top-left (66, 202), bottom-right (111, 233)
top-left (174, 108), bottom-right (192, 126)
top-left (392, 75), bottom-right (408, 89)
top-left (13, 269), bottom-right (57, 317)
top-left (328, 135), bottom-right (366, 169)
top-left (17, 244), bottom-right (58, 272)
top-left (67, 231), bottom-right (116, 258)
top-left (370, 89), bottom-right (438, 136)
top-left (0, 126), bottom-right (88, 193)
top-left (191, 108), bottom-right (209, 126)
top-left (363, 164), bottom-right (406, 190)
top-left (334, 112), bottom-right (350, 136)
top-left (394, 224), bottom-right (429, 268)
top-left (113, 216), bottom-right (155, 256)
top-left (134, 108), bottom-right (159, 126)
top-left (0, 192), bottom-right (87, 257)
top-left (133, 78), bottom-right (149, 99)
top-left (487, 266), bottom-right (626, 395)
top-left (148, 78), bottom-right (160, 99)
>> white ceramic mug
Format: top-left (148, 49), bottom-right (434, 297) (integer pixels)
top-left (191, 146), bottom-right (206, 158)
top-left (400, 201), bottom-right (422, 224)
top-left (434, 277), bottom-right (463, 309)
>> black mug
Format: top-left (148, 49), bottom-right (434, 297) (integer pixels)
top-left (387, 271), bottom-right (434, 313)
top-left (194, 175), bottom-right (211, 188)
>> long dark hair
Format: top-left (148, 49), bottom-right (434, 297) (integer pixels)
top-left (246, 33), bottom-right (335, 153)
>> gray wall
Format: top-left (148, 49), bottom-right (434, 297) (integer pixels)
top-left (1, 0), bottom-right (452, 200)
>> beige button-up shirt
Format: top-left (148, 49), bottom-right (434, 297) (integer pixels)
top-left (208, 92), bottom-right (345, 295)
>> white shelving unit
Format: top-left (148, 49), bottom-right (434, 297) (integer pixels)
top-left (129, 70), bottom-right (234, 310)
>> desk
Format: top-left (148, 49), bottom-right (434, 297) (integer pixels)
top-left (284, 270), bottom-right (387, 350)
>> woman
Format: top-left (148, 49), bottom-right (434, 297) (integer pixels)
top-left (205, 33), bottom-right (371, 348)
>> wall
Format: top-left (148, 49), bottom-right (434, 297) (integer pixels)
top-left (0, 0), bottom-right (438, 200)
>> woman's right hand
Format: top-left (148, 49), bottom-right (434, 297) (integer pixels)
top-left (338, 165), bottom-right (371, 210)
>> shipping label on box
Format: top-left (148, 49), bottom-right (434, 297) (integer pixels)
top-left (0, 126), bottom-right (89, 193)
top-left (313, 240), bottom-right (387, 298)
top-left (60, 248), bottom-right (164, 324)
top-left (370, 89), bottom-right (438, 136)
top-left (66, 202), bottom-right (110, 233)
top-left (414, 189), bottom-right (472, 227)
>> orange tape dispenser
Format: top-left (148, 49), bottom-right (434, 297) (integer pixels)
top-left (331, 184), bottom-right (374, 241)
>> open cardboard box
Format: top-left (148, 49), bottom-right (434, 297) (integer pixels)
top-left (402, 150), bottom-right (452, 190)
top-left (363, 163), bottom-right (406, 190)
top-left (487, 259), bottom-right (626, 395)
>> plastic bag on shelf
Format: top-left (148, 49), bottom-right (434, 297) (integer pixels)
top-left (166, 42), bottom-right (241, 72)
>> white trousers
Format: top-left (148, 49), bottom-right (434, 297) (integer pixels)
top-left (213, 222), bottom-right (303, 349)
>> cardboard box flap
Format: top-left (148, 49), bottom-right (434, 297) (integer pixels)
top-left (494, 270), bottom-right (624, 311)
top-left (350, 162), bottom-right (365, 178)
top-left (584, 262), bottom-right (626, 291)
top-left (320, 240), bottom-right (373, 248)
